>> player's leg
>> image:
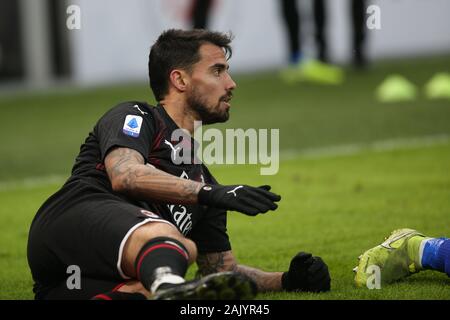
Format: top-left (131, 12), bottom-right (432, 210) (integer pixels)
top-left (120, 221), bottom-right (196, 293)
top-left (190, 0), bottom-right (212, 29)
top-left (351, 0), bottom-right (367, 67)
top-left (354, 228), bottom-right (450, 287)
top-left (280, 0), bottom-right (301, 64)
top-left (421, 236), bottom-right (450, 277)
top-left (313, 0), bottom-right (327, 63)
top-left (27, 184), bottom-right (183, 299)
top-left (120, 222), bottom-right (257, 300)
top-left (28, 183), bottom-right (255, 300)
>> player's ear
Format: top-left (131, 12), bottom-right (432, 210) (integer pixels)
top-left (169, 69), bottom-right (189, 92)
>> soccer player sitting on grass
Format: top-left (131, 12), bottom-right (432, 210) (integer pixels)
top-left (27, 29), bottom-right (331, 300)
top-left (354, 228), bottom-right (450, 287)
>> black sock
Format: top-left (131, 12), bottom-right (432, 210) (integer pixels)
top-left (135, 237), bottom-right (189, 292)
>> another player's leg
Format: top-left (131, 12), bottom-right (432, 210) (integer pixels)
top-left (313, 0), bottom-right (327, 63)
top-left (351, 0), bottom-right (367, 68)
top-left (354, 228), bottom-right (450, 287)
top-left (421, 236), bottom-right (450, 277)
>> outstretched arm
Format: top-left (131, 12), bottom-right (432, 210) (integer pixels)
top-left (196, 250), bottom-right (331, 293)
top-left (105, 147), bottom-right (204, 204)
top-left (104, 147), bottom-right (281, 215)
top-left (196, 250), bottom-right (283, 292)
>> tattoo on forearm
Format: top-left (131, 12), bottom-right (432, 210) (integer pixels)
top-left (105, 147), bottom-right (203, 204)
top-left (196, 251), bottom-right (282, 292)
top-left (196, 252), bottom-right (229, 276)
top-left (233, 265), bottom-right (283, 292)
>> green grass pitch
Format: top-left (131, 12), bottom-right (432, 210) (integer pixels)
top-left (0, 56), bottom-right (449, 299)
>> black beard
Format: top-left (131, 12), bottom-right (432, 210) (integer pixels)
top-left (187, 89), bottom-right (230, 125)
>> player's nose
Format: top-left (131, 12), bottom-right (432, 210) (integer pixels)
top-left (225, 73), bottom-right (237, 91)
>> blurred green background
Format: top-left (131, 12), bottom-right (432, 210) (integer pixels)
top-left (1, 55), bottom-right (450, 181)
top-left (1, 55), bottom-right (450, 299)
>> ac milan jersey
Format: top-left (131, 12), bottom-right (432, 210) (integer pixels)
top-left (68, 101), bottom-right (231, 253)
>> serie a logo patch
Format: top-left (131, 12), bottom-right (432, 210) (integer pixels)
top-left (123, 115), bottom-right (143, 137)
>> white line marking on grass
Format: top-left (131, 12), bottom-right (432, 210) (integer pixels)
top-left (0, 134), bottom-right (449, 192)
top-left (0, 175), bottom-right (66, 192)
top-left (280, 134), bottom-right (450, 160)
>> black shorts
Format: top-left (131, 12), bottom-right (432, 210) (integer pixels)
top-left (27, 179), bottom-right (175, 299)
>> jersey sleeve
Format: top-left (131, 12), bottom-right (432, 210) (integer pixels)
top-left (189, 208), bottom-right (231, 253)
top-left (96, 102), bottom-right (156, 162)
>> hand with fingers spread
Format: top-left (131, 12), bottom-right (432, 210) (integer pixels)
top-left (282, 252), bottom-right (331, 292)
top-left (197, 184), bottom-right (281, 216)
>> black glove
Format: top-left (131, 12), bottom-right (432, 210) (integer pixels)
top-left (281, 252), bottom-right (331, 293)
top-left (197, 184), bottom-right (281, 216)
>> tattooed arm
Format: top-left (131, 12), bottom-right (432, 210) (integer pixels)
top-left (104, 147), bottom-right (204, 204)
top-left (196, 250), bottom-right (283, 292)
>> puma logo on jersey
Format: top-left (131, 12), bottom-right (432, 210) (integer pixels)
top-left (227, 185), bottom-right (243, 197)
top-left (164, 140), bottom-right (181, 162)
top-left (133, 104), bottom-right (148, 115)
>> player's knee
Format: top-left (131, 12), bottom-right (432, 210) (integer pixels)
top-left (146, 227), bottom-right (197, 264)
top-left (143, 225), bottom-right (197, 264)
top-left (137, 223), bottom-right (197, 263)
top-left (132, 221), bottom-right (181, 244)
top-left (181, 238), bottom-right (197, 264)
top-left (125, 222), bottom-right (197, 267)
